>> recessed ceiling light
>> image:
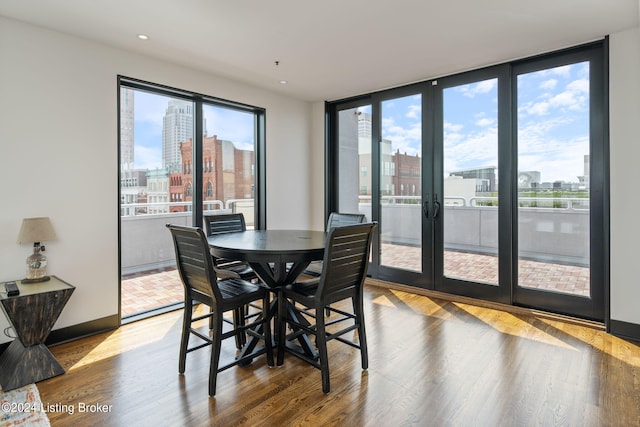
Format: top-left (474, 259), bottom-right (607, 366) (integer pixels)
top-left (279, 80), bottom-right (288, 84)
top-left (137, 34), bottom-right (149, 40)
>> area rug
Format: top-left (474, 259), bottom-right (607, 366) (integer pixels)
top-left (0, 383), bottom-right (51, 426)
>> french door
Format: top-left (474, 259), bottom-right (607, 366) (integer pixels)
top-left (329, 42), bottom-right (607, 321)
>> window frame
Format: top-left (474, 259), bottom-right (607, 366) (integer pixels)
top-left (117, 76), bottom-right (266, 229)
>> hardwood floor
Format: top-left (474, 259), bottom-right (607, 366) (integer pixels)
top-left (39, 280), bottom-right (640, 426)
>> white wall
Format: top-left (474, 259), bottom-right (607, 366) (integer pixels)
top-left (609, 26), bottom-right (640, 326)
top-left (0, 16), bottom-right (318, 343)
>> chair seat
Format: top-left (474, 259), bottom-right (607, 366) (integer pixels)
top-left (285, 279), bottom-right (356, 309)
top-left (302, 261), bottom-right (323, 277)
top-left (218, 278), bottom-right (266, 309)
top-left (286, 278), bottom-right (320, 297)
top-left (214, 262), bottom-right (257, 281)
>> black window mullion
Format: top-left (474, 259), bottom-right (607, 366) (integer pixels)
top-left (192, 98), bottom-right (204, 228)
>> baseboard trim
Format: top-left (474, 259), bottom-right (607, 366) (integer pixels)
top-left (46, 314), bottom-right (120, 346)
top-left (609, 319), bottom-right (640, 342)
top-left (0, 314), bottom-right (119, 356)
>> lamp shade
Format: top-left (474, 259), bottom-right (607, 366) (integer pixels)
top-left (17, 217), bottom-right (58, 244)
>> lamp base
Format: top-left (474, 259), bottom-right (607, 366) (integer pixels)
top-left (25, 244), bottom-right (48, 283)
top-left (21, 276), bottom-right (51, 284)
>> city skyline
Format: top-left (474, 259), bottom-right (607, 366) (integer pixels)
top-left (131, 90), bottom-right (256, 171)
top-left (126, 61), bottom-right (589, 188)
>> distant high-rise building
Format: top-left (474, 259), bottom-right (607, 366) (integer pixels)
top-left (120, 88), bottom-right (135, 171)
top-left (358, 112), bottom-right (372, 138)
top-left (163, 100), bottom-right (194, 173)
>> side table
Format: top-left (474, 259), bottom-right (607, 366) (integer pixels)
top-left (0, 275), bottom-right (75, 391)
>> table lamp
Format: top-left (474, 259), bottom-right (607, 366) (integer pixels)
top-left (17, 217), bottom-right (58, 283)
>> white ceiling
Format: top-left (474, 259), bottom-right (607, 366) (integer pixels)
top-left (1, 0), bottom-right (638, 102)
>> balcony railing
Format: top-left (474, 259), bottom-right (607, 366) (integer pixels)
top-left (121, 196), bottom-right (590, 316)
top-left (120, 196), bottom-right (589, 275)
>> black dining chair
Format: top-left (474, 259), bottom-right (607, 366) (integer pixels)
top-left (276, 222), bottom-right (376, 393)
top-left (303, 212), bottom-right (366, 278)
top-left (302, 212), bottom-right (366, 318)
top-left (166, 224), bottom-right (273, 397)
top-left (203, 213), bottom-right (258, 281)
top-left (204, 213), bottom-right (261, 348)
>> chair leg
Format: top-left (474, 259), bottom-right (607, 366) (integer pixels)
top-left (209, 306), bottom-right (214, 330)
top-left (233, 307), bottom-right (247, 349)
top-left (354, 296), bottom-right (368, 370)
top-left (276, 291), bottom-right (286, 366)
top-left (179, 298), bottom-right (193, 374)
top-left (209, 311), bottom-right (223, 397)
top-left (262, 294), bottom-right (274, 367)
top-left (316, 314), bottom-right (330, 394)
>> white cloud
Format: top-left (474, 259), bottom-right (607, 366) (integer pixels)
top-left (521, 77), bottom-right (588, 117)
top-left (551, 65), bottom-right (572, 78)
top-left (540, 79), bottom-right (558, 90)
top-left (443, 124), bottom-right (498, 173)
top-left (517, 119), bottom-right (589, 182)
top-left (382, 116), bottom-right (421, 156)
top-left (475, 118), bottom-right (495, 127)
top-left (525, 101), bottom-right (551, 116)
top-left (459, 79), bottom-right (497, 98)
top-left (567, 78), bottom-right (589, 94)
top-left (444, 122), bottom-right (463, 133)
top-left (406, 104), bottom-right (421, 119)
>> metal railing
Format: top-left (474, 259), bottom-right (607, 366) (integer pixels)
top-left (120, 195), bottom-right (590, 275)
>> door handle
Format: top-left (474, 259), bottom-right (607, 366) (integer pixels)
top-left (433, 194), bottom-right (441, 219)
top-left (422, 200), bottom-right (430, 218)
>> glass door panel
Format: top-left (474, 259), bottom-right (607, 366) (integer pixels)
top-left (337, 105), bottom-right (372, 218)
top-left (516, 62), bottom-right (590, 297)
top-left (380, 94), bottom-right (422, 272)
top-left (119, 89), bottom-right (194, 318)
top-left (201, 105), bottom-right (257, 228)
top-left (442, 78), bottom-right (499, 284)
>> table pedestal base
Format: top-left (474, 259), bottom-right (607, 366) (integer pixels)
top-left (0, 340), bottom-right (65, 391)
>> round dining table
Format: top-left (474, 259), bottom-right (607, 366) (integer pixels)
top-left (207, 229), bottom-right (327, 362)
top-left (207, 229), bottom-right (326, 289)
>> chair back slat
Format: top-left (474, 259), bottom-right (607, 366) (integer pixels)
top-left (327, 212), bottom-right (365, 230)
top-left (167, 224), bottom-right (222, 302)
top-left (318, 222), bottom-right (376, 302)
top-left (204, 213), bottom-right (247, 236)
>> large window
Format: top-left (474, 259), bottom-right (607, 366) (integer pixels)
top-left (327, 41), bottom-right (607, 321)
top-left (118, 77), bottom-right (265, 320)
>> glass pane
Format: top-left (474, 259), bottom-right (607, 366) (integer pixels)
top-left (380, 95), bottom-right (422, 272)
top-left (517, 62), bottom-right (590, 296)
top-left (120, 89), bottom-right (193, 317)
top-left (443, 78), bottom-right (499, 284)
top-left (201, 105), bottom-right (256, 228)
top-left (337, 105), bottom-right (372, 219)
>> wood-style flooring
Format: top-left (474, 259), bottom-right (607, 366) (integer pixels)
top-left (39, 280), bottom-right (640, 426)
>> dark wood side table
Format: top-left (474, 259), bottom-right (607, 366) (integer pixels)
top-left (0, 275), bottom-right (75, 391)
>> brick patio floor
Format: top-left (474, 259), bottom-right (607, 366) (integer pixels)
top-left (121, 244), bottom-right (590, 318)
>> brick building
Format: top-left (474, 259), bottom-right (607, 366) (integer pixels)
top-left (169, 135), bottom-right (254, 212)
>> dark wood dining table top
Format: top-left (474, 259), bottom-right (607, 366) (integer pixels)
top-left (207, 229), bottom-right (326, 288)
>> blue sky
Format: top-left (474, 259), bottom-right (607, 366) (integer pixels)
top-left (131, 91), bottom-right (255, 170)
top-left (128, 61), bottom-right (589, 184)
top-left (374, 61), bottom-right (589, 184)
